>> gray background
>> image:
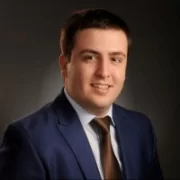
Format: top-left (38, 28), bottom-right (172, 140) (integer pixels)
top-left (0, 0), bottom-right (179, 178)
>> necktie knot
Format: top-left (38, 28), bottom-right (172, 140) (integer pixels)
top-left (93, 116), bottom-right (111, 135)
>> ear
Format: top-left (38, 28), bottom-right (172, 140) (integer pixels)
top-left (59, 54), bottom-right (69, 78)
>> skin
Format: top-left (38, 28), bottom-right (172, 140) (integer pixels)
top-left (59, 28), bottom-right (128, 117)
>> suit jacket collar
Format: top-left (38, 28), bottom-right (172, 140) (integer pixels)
top-left (52, 89), bottom-right (101, 179)
top-left (113, 105), bottom-right (139, 179)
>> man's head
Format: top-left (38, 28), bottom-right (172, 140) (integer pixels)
top-left (59, 8), bottom-right (131, 116)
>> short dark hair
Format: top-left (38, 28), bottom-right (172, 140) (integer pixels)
top-left (60, 8), bottom-right (132, 59)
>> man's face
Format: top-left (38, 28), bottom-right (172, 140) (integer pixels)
top-left (60, 28), bottom-right (128, 116)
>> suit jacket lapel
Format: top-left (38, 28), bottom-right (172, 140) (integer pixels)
top-left (52, 90), bottom-right (101, 179)
top-left (113, 104), bottom-right (138, 179)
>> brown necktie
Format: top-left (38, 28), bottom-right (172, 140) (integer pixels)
top-left (92, 116), bottom-right (122, 179)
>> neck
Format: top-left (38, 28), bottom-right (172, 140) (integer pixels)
top-left (64, 87), bottom-right (111, 117)
top-left (83, 105), bottom-right (110, 117)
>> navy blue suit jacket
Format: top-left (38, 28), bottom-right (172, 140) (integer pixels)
top-left (0, 90), bottom-right (163, 179)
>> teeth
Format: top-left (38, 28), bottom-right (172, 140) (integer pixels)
top-left (92, 84), bottom-right (109, 89)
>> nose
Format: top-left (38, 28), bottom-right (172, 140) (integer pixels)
top-left (95, 59), bottom-right (110, 78)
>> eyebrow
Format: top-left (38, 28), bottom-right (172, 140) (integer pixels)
top-left (109, 52), bottom-right (126, 58)
top-left (79, 49), bottom-right (126, 58)
top-left (79, 49), bottom-right (99, 55)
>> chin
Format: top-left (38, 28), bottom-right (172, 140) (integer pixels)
top-left (89, 99), bottom-right (113, 108)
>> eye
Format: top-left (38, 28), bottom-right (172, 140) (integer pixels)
top-left (83, 54), bottom-right (97, 61)
top-left (111, 57), bottom-right (123, 63)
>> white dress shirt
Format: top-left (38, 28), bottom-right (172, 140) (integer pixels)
top-left (64, 88), bottom-right (122, 179)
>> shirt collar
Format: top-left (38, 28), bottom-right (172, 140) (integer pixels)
top-left (64, 88), bottom-right (115, 127)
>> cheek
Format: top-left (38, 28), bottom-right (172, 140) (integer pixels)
top-left (68, 65), bottom-right (92, 86)
top-left (78, 64), bottom-right (95, 78)
top-left (65, 65), bottom-right (76, 86)
top-left (113, 70), bottom-right (126, 83)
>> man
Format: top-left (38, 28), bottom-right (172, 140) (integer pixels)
top-left (0, 9), bottom-right (163, 179)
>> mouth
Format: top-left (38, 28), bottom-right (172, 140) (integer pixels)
top-left (91, 83), bottom-right (112, 90)
top-left (90, 83), bottom-right (111, 95)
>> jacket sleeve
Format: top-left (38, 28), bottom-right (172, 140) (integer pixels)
top-left (0, 124), bottom-right (46, 180)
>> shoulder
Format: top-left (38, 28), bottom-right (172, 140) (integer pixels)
top-left (12, 102), bottom-right (54, 128)
top-left (114, 103), bottom-right (150, 120)
top-left (113, 104), bottom-right (157, 149)
top-left (5, 101), bottom-right (57, 142)
top-left (1, 101), bottom-right (59, 156)
top-left (113, 103), bottom-right (153, 131)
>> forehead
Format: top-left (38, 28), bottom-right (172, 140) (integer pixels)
top-left (73, 28), bottom-right (128, 54)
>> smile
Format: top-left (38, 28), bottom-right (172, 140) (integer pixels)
top-left (91, 84), bottom-right (111, 89)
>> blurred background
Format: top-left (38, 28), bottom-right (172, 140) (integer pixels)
top-left (0, 0), bottom-right (179, 178)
